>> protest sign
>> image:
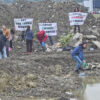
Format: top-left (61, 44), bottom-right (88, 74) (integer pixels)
top-left (39, 23), bottom-right (57, 36)
top-left (14, 18), bottom-right (33, 31)
top-left (69, 12), bottom-right (88, 26)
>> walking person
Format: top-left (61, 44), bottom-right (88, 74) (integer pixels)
top-left (2, 25), bottom-right (10, 57)
top-left (37, 30), bottom-right (48, 52)
top-left (0, 30), bottom-right (7, 60)
top-left (74, 7), bottom-right (81, 33)
top-left (71, 42), bottom-right (87, 74)
top-left (25, 26), bottom-right (34, 54)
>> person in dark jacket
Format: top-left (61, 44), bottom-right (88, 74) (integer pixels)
top-left (2, 25), bottom-right (10, 57)
top-left (74, 7), bottom-right (81, 33)
top-left (25, 26), bottom-right (33, 54)
top-left (37, 30), bottom-right (48, 52)
top-left (71, 42), bottom-right (87, 73)
top-left (0, 30), bottom-right (7, 59)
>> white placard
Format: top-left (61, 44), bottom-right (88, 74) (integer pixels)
top-left (14, 18), bottom-right (33, 31)
top-left (69, 12), bottom-right (88, 26)
top-left (38, 23), bottom-right (57, 36)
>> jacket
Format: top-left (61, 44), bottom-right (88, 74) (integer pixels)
top-left (71, 46), bottom-right (84, 61)
top-left (37, 30), bottom-right (48, 43)
top-left (3, 29), bottom-right (10, 40)
top-left (25, 30), bottom-right (33, 40)
top-left (0, 34), bottom-right (6, 52)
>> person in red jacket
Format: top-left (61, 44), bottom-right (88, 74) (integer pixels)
top-left (37, 30), bottom-right (48, 52)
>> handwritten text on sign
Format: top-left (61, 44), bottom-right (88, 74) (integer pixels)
top-left (14, 18), bottom-right (33, 31)
top-left (39, 23), bottom-right (57, 36)
top-left (69, 12), bottom-right (88, 26)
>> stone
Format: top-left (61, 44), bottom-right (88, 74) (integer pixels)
top-left (92, 41), bottom-right (100, 48)
top-left (26, 73), bottom-right (37, 80)
top-left (26, 82), bottom-right (37, 88)
top-left (84, 35), bottom-right (97, 39)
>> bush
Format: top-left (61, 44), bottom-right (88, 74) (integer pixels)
top-left (59, 33), bottom-right (74, 46)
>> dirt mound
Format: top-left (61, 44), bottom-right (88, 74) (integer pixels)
top-left (0, 0), bottom-right (97, 35)
top-left (0, 3), bottom-right (13, 27)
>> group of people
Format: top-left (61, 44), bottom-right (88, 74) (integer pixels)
top-left (25, 25), bottom-right (87, 74)
top-left (25, 26), bottom-right (48, 54)
top-left (0, 25), bottom-right (15, 60)
top-left (0, 24), bottom-right (87, 74)
top-left (0, 6), bottom-right (86, 74)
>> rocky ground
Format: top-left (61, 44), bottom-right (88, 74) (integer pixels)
top-left (0, 43), bottom-right (100, 100)
top-left (0, 0), bottom-right (100, 100)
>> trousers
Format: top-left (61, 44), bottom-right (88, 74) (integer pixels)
top-left (0, 47), bottom-right (7, 59)
top-left (72, 56), bottom-right (82, 70)
top-left (26, 40), bottom-right (33, 52)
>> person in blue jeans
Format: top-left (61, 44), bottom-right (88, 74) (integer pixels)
top-left (0, 30), bottom-right (7, 59)
top-left (71, 42), bottom-right (87, 74)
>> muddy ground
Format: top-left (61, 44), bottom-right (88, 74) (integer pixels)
top-left (0, 0), bottom-right (100, 100)
top-left (0, 42), bottom-right (100, 100)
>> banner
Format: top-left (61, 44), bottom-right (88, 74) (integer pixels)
top-left (14, 18), bottom-right (33, 31)
top-left (69, 12), bottom-right (88, 26)
top-left (38, 23), bottom-right (57, 36)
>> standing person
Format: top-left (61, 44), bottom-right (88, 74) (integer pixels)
top-left (25, 26), bottom-right (33, 54)
top-left (0, 30), bottom-right (7, 60)
top-left (9, 28), bottom-right (15, 51)
top-left (46, 20), bottom-right (54, 46)
top-left (71, 42), bottom-right (87, 74)
top-left (37, 30), bottom-right (48, 52)
top-left (2, 25), bottom-right (10, 57)
top-left (74, 7), bottom-right (81, 33)
top-left (21, 31), bottom-right (25, 42)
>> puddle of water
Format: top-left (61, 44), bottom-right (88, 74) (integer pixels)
top-left (84, 83), bottom-right (100, 100)
top-left (76, 77), bottom-right (100, 100)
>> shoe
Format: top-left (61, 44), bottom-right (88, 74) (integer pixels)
top-left (79, 67), bottom-right (84, 71)
top-left (9, 47), bottom-right (12, 51)
top-left (75, 70), bottom-right (80, 74)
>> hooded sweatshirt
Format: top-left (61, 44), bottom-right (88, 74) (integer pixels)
top-left (71, 45), bottom-right (84, 61)
top-left (37, 30), bottom-right (48, 43)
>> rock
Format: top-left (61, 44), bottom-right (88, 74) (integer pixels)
top-left (46, 48), bottom-right (52, 52)
top-left (55, 43), bottom-right (62, 48)
top-left (26, 82), bottom-right (37, 88)
top-left (97, 64), bottom-right (100, 68)
top-left (57, 48), bottom-right (63, 52)
top-left (73, 33), bottom-right (83, 40)
top-left (84, 35), bottom-right (97, 39)
top-left (92, 41), bottom-right (100, 48)
top-left (65, 91), bottom-right (73, 95)
top-left (26, 73), bottom-right (37, 80)
top-left (69, 33), bottom-right (83, 47)
top-left (55, 65), bottom-right (62, 75)
top-left (70, 99), bottom-right (76, 100)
